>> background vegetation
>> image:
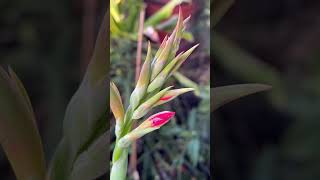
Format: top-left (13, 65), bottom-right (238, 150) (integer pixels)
top-left (214, 0), bottom-right (320, 180)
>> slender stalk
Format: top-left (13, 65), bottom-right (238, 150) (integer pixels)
top-left (130, 5), bottom-right (145, 179)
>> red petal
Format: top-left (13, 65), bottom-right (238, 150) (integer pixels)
top-left (159, 95), bottom-right (173, 101)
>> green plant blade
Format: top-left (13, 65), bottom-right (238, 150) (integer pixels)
top-left (145, 0), bottom-right (188, 27)
top-left (49, 10), bottom-right (109, 179)
top-left (212, 84), bottom-right (271, 111)
top-left (173, 72), bottom-right (201, 96)
top-left (212, 0), bottom-right (234, 27)
top-left (47, 138), bottom-right (72, 180)
top-left (0, 67), bottom-right (46, 180)
top-left (64, 10), bottom-right (108, 156)
top-left (69, 131), bottom-right (109, 180)
top-left (213, 34), bottom-right (287, 108)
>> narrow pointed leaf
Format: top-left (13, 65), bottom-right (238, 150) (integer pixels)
top-left (50, 10), bottom-right (109, 179)
top-left (69, 131), bottom-right (109, 180)
top-left (212, 84), bottom-right (271, 111)
top-left (145, 0), bottom-right (189, 27)
top-left (212, 0), bottom-right (234, 26)
top-left (0, 67), bottom-right (46, 180)
top-left (133, 86), bottom-right (172, 119)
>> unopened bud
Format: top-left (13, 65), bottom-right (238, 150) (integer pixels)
top-left (132, 86), bottom-right (172, 119)
top-left (130, 42), bottom-right (152, 110)
top-left (118, 111), bottom-right (175, 148)
top-left (153, 88), bottom-right (194, 107)
top-left (110, 82), bottom-right (124, 124)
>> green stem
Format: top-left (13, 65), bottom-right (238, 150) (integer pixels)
top-left (110, 148), bottom-right (129, 180)
top-left (111, 106), bottom-right (134, 180)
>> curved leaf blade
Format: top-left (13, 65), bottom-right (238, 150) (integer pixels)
top-left (49, 9), bottom-right (109, 180)
top-left (0, 67), bottom-right (46, 180)
top-left (212, 0), bottom-right (234, 27)
top-left (69, 131), bottom-right (109, 180)
top-left (212, 84), bottom-right (271, 111)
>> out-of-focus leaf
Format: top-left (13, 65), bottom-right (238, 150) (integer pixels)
top-left (251, 148), bottom-right (277, 180)
top-left (212, 84), bottom-right (271, 111)
top-left (145, 0), bottom-right (189, 27)
top-left (187, 108), bottom-right (197, 130)
top-left (69, 131), bottom-right (109, 180)
top-left (156, 15), bottom-right (178, 31)
top-left (0, 67), bottom-right (46, 180)
top-left (48, 138), bottom-right (72, 180)
top-left (182, 31), bottom-right (194, 42)
top-left (110, 0), bottom-right (121, 23)
top-left (155, 15), bottom-right (194, 42)
top-left (213, 34), bottom-right (287, 108)
top-left (49, 10), bottom-right (109, 179)
top-left (212, 0), bottom-right (234, 26)
top-left (173, 72), bottom-right (200, 96)
top-left (187, 138), bottom-right (200, 166)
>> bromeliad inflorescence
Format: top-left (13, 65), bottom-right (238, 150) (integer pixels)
top-left (110, 10), bottom-right (198, 180)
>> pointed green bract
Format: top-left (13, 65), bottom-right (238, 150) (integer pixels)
top-left (132, 86), bottom-right (172, 119)
top-left (170, 44), bottom-right (199, 74)
top-left (130, 42), bottom-right (152, 110)
top-left (148, 53), bottom-right (183, 92)
top-left (151, 35), bottom-right (175, 80)
top-left (148, 44), bottom-right (198, 92)
top-left (110, 81), bottom-right (124, 122)
top-left (111, 81), bottom-right (124, 137)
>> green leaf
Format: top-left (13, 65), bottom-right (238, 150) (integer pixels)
top-left (0, 67), bottom-right (46, 180)
top-left (212, 0), bottom-right (234, 26)
top-left (69, 131), bottom-right (109, 180)
top-left (212, 84), bottom-right (271, 111)
top-left (48, 138), bottom-right (72, 180)
top-left (213, 34), bottom-right (287, 108)
top-left (173, 72), bottom-right (201, 96)
top-left (187, 138), bottom-right (200, 166)
top-left (49, 10), bottom-right (109, 179)
top-left (145, 0), bottom-right (189, 27)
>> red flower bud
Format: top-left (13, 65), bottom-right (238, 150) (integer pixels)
top-left (149, 111), bottom-right (175, 128)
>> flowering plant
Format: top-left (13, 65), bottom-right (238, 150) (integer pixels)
top-left (110, 10), bottom-right (197, 180)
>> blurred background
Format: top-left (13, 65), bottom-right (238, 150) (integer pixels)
top-left (111, 0), bottom-right (210, 179)
top-left (213, 0), bottom-right (320, 180)
top-left (0, 0), bottom-right (106, 179)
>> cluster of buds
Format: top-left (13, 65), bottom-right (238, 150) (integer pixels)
top-left (111, 10), bottom-right (197, 140)
top-left (110, 9), bottom-right (198, 180)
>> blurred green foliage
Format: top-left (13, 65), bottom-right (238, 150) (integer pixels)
top-left (213, 0), bottom-right (320, 180)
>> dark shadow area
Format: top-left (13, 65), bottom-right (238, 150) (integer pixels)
top-left (213, 0), bottom-right (320, 180)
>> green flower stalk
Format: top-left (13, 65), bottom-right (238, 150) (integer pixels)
top-left (110, 9), bottom-right (198, 180)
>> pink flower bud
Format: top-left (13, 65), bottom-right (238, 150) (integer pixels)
top-left (152, 88), bottom-right (194, 107)
top-left (118, 111), bottom-right (175, 148)
top-left (149, 111), bottom-right (175, 128)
